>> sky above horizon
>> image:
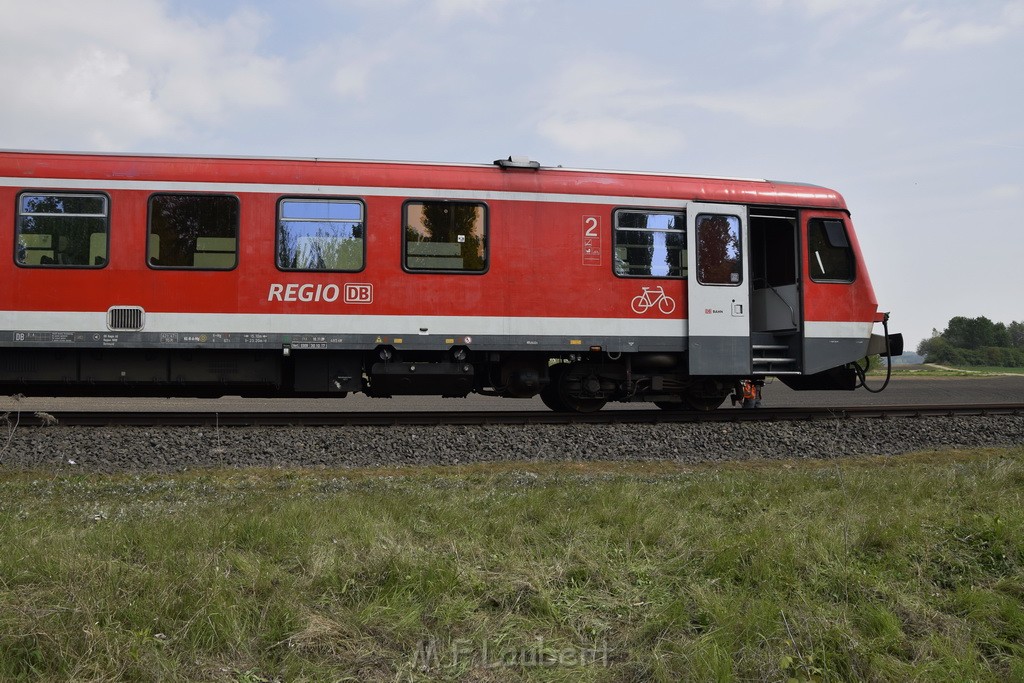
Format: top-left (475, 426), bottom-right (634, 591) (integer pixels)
top-left (1, 0), bottom-right (1021, 349)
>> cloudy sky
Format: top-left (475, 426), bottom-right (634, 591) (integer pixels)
top-left (2, 0), bottom-right (1021, 349)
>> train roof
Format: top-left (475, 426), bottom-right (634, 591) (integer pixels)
top-left (0, 149), bottom-right (848, 210)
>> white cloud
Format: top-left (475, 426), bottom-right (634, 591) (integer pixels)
top-left (332, 62), bottom-right (373, 100)
top-left (0, 0), bottom-right (287, 151)
top-left (432, 0), bottom-right (515, 21)
top-left (681, 67), bottom-right (903, 130)
top-left (534, 53), bottom-right (907, 159)
top-left (535, 57), bottom-right (685, 158)
top-left (900, 2), bottom-right (1024, 50)
top-left (753, 0), bottom-right (886, 17)
top-left (538, 116), bottom-right (684, 158)
top-left (984, 184), bottom-right (1024, 201)
top-left (341, 0), bottom-right (519, 22)
top-left (320, 43), bottom-right (400, 100)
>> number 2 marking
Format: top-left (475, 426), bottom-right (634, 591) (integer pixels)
top-left (582, 215), bottom-right (602, 266)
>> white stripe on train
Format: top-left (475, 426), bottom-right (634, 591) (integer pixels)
top-left (0, 175), bottom-right (734, 209)
top-left (0, 311), bottom-right (872, 340)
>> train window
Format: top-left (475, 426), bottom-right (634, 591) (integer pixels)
top-left (808, 218), bottom-right (855, 282)
top-left (695, 213), bottom-right (742, 286)
top-left (15, 192), bottom-right (109, 268)
top-left (276, 198), bottom-right (364, 271)
top-left (403, 201), bottom-right (487, 273)
top-left (148, 194), bottom-right (239, 269)
top-left (613, 210), bottom-right (686, 278)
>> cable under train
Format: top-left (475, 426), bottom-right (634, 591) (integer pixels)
top-left (0, 150), bottom-right (902, 411)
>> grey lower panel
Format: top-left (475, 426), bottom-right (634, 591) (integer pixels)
top-left (0, 330), bottom-right (686, 354)
top-left (804, 337), bottom-right (870, 375)
top-left (689, 336), bottom-right (751, 376)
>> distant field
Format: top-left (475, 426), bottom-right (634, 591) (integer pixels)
top-left (959, 366), bottom-right (1024, 375)
top-left (2, 451), bottom-right (1023, 682)
top-left (873, 363), bottom-right (1024, 377)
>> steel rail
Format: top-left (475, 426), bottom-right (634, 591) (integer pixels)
top-left (9, 403), bottom-right (1024, 427)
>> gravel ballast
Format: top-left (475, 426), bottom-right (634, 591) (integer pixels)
top-left (2, 415), bottom-right (1023, 473)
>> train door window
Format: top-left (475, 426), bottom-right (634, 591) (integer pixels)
top-left (277, 198), bottom-right (364, 271)
top-left (695, 213), bottom-right (742, 285)
top-left (403, 201), bottom-right (487, 273)
top-left (808, 218), bottom-right (855, 282)
top-left (15, 192), bottom-right (109, 267)
top-left (613, 209), bottom-right (686, 278)
top-left (749, 214), bottom-right (797, 290)
top-left (148, 194), bottom-right (239, 269)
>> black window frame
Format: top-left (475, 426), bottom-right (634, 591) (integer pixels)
top-left (146, 193), bottom-right (240, 271)
top-left (402, 199), bottom-right (489, 275)
top-left (807, 217), bottom-right (856, 284)
top-left (14, 190), bottom-right (111, 269)
top-left (612, 207), bottom-right (687, 279)
top-left (275, 196), bottom-right (366, 273)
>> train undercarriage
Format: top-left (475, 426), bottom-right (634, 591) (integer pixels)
top-left (0, 345), bottom-right (866, 412)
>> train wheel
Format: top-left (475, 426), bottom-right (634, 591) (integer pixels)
top-left (683, 393), bottom-right (728, 411)
top-left (540, 384), bottom-right (569, 412)
top-left (540, 364), bottom-right (570, 411)
top-left (683, 380), bottom-right (730, 411)
top-left (564, 394), bottom-right (606, 413)
top-left (540, 364), bottom-right (606, 413)
top-left (654, 381), bottom-right (729, 412)
top-left (654, 395), bottom-right (727, 411)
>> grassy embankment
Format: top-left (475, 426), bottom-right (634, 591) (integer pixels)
top-left (869, 363), bottom-right (1024, 377)
top-left (2, 449), bottom-right (1024, 682)
top-left (945, 366), bottom-right (1024, 375)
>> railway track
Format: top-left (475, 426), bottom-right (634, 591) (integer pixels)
top-left (11, 403), bottom-right (1024, 427)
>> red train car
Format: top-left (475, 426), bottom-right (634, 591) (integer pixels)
top-left (0, 150), bottom-right (901, 411)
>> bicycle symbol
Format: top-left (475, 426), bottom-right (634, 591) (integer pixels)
top-left (631, 286), bottom-right (676, 315)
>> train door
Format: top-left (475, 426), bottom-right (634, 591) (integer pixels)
top-left (748, 209), bottom-right (802, 376)
top-left (686, 203), bottom-right (751, 375)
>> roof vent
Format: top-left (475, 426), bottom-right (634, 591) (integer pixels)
top-left (494, 155), bottom-right (541, 170)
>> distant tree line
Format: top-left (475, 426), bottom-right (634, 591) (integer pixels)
top-left (917, 316), bottom-right (1024, 367)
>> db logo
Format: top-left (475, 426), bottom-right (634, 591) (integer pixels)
top-left (344, 283), bottom-right (373, 304)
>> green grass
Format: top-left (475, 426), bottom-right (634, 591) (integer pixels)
top-left (2, 451), bottom-right (1024, 681)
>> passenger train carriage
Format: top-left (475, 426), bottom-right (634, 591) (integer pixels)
top-left (0, 150), bottom-right (902, 411)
